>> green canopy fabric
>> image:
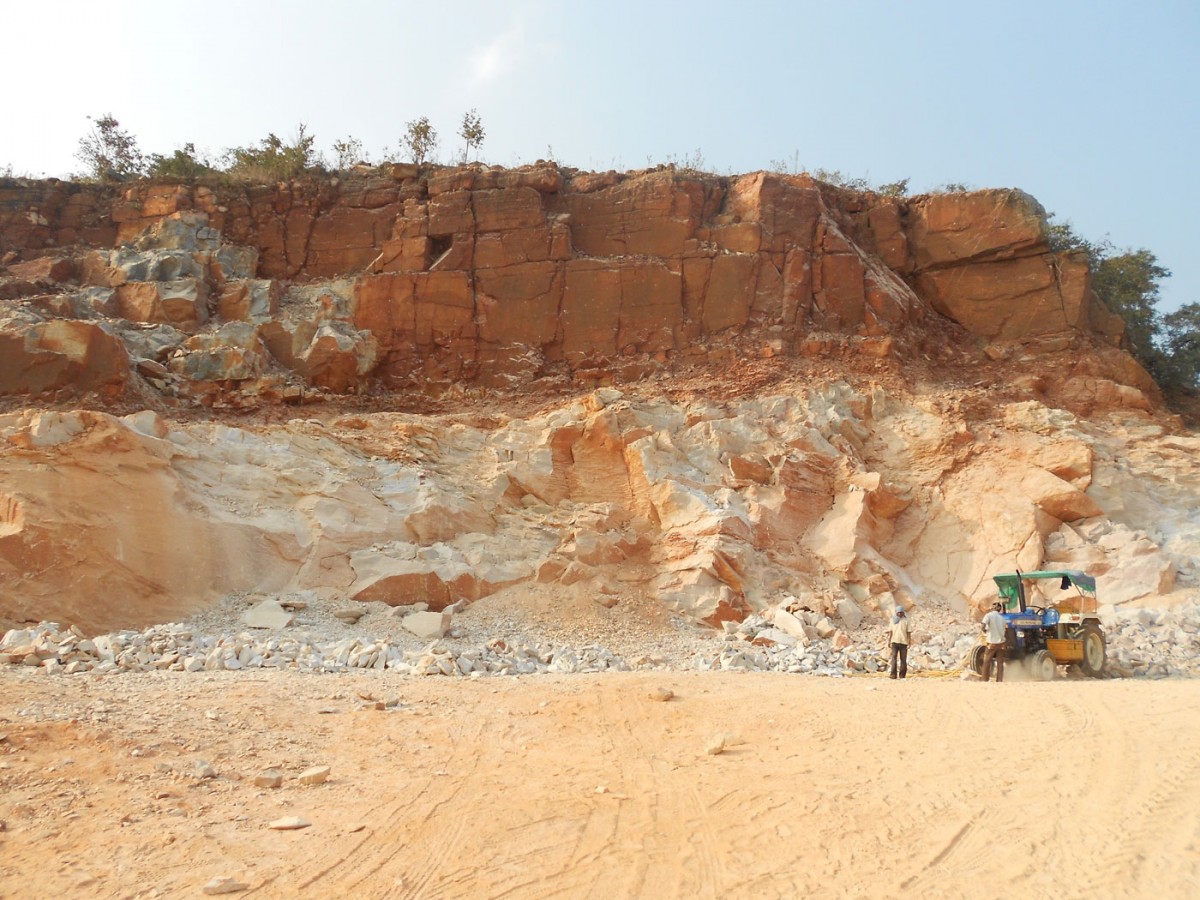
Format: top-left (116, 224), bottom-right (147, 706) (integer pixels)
top-left (993, 570), bottom-right (1097, 604)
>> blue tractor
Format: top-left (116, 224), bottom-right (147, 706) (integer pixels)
top-left (969, 569), bottom-right (1106, 681)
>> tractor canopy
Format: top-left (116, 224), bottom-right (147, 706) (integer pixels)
top-left (993, 569), bottom-right (1097, 612)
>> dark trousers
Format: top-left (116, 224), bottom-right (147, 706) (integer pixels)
top-left (889, 642), bottom-right (908, 679)
top-left (982, 643), bottom-right (1006, 682)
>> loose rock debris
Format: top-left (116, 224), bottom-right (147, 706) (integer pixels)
top-left (4, 600), bottom-right (1199, 680)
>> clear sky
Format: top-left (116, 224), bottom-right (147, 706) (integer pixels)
top-left (4, 0), bottom-right (1197, 312)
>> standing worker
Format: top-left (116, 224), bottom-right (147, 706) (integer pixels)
top-left (981, 601), bottom-right (1008, 683)
top-left (888, 606), bottom-right (911, 679)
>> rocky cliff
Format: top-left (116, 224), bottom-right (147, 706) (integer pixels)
top-left (0, 166), bottom-right (1194, 635)
top-left (1, 166), bottom-right (1143, 403)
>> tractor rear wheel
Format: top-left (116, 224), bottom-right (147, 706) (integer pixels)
top-left (969, 645), bottom-right (986, 676)
top-left (1079, 625), bottom-right (1106, 678)
top-left (1031, 649), bottom-right (1057, 682)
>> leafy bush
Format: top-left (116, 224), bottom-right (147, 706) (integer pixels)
top-left (877, 177), bottom-right (910, 197)
top-left (812, 169), bottom-right (870, 191)
top-left (76, 114), bottom-right (145, 181)
top-left (330, 136), bottom-right (368, 170)
top-left (224, 124), bottom-right (319, 181)
top-left (147, 143), bottom-right (216, 179)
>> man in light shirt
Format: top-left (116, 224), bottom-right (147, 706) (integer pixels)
top-left (981, 601), bottom-right (1008, 683)
top-left (888, 607), bottom-right (911, 679)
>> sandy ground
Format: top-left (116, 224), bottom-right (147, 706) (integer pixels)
top-left (1, 669), bottom-right (1198, 899)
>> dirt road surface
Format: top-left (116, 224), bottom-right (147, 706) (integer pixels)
top-left (1, 669), bottom-right (1197, 899)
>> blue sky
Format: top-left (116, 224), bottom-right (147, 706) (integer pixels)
top-left (4, 0), bottom-right (1197, 312)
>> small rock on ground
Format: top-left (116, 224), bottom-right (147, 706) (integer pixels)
top-left (299, 765), bottom-right (331, 786)
top-left (268, 816), bottom-right (312, 830)
top-left (202, 876), bottom-right (249, 895)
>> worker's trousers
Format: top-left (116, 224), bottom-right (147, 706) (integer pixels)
top-left (982, 642), bottom-right (1006, 682)
top-left (889, 642), bottom-right (908, 679)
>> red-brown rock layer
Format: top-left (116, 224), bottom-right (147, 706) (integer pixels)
top-left (1, 165), bottom-right (1145, 408)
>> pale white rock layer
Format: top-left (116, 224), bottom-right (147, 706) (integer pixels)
top-left (0, 384), bottom-right (1196, 635)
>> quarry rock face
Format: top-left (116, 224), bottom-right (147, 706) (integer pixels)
top-left (1, 167), bottom-right (1142, 405)
top-left (0, 382), bottom-right (1195, 635)
top-left (0, 165), bottom-right (1192, 636)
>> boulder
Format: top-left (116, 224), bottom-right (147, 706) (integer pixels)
top-left (260, 318), bottom-right (378, 392)
top-left (402, 610), bottom-right (451, 640)
top-left (169, 323), bottom-right (271, 382)
top-left (770, 608), bottom-right (809, 643)
top-left (0, 316), bottom-right (129, 396)
top-left (241, 599), bottom-right (294, 629)
top-left (217, 280), bottom-right (279, 321)
top-left (1021, 468), bottom-right (1103, 522)
top-left (907, 190), bottom-right (1046, 269)
top-left (115, 278), bottom-right (209, 332)
top-left (836, 596), bottom-right (864, 629)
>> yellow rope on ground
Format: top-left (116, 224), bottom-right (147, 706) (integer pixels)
top-left (849, 645), bottom-right (975, 679)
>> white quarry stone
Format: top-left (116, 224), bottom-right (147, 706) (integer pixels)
top-left (202, 876), bottom-right (250, 895)
top-left (402, 611), bottom-right (451, 640)
top-left (814, 617), bottom-right (838, 639)
top-left (298, 766), bottom-right (331, 786)
top-left (770, 608), bottom-right (809, 642)
top-left (241, 600), bottom-right (294, 630)
top-left (268, 816), bottom-right (312, 830)
top-left (755, 627), bottom-right (797, 646)
top-left (836, 597), bottom-right (864, 630)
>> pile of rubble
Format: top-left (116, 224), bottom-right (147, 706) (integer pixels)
top-left (1104, 604), bottom-right (1200, 678)
top-left (3, 598), bottom-right (1197, 679)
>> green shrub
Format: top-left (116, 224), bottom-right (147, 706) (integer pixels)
top-left (224, 124), bottom-right (319, 181)
top-left (877, 177), bottom-right (910, 197)
top-left (330, 136), bottom-right (368, 170)
top-left (812, 169), bottom-right (870, 191)
top-left (76, 114), bottom-right (145, 181)
top-left (147, 144), bottom-right (216, 179)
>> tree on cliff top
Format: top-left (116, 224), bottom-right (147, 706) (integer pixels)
top-left (1050, 218), bottom-right (1196, 396)
top-left (1092, 249), bottom-right (1172, 370)
top-left (1160, 304), bottom-right (1200, 393)
top-left (76, 114), bottom-right (145, 181)
top-left (459, 109), bottom-right (485, 162)
top-left (404, 117), bottom-right (439, 165)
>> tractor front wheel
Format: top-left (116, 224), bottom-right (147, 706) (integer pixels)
top-left (1031, 649), bottom-right (1057, 682)
top-left (1079, 625), bottom-right (1106, 678)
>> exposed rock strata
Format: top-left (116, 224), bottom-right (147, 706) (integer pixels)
top-left (0, 166), bottom-right (1191, 637)
top-left (0, 168), bottom-right (1145, 407)
top-left (0, 385), bottom-right (1193, 634)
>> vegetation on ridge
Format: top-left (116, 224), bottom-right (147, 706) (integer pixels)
top-left (1048, 221), bottom-right (1199, 399)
